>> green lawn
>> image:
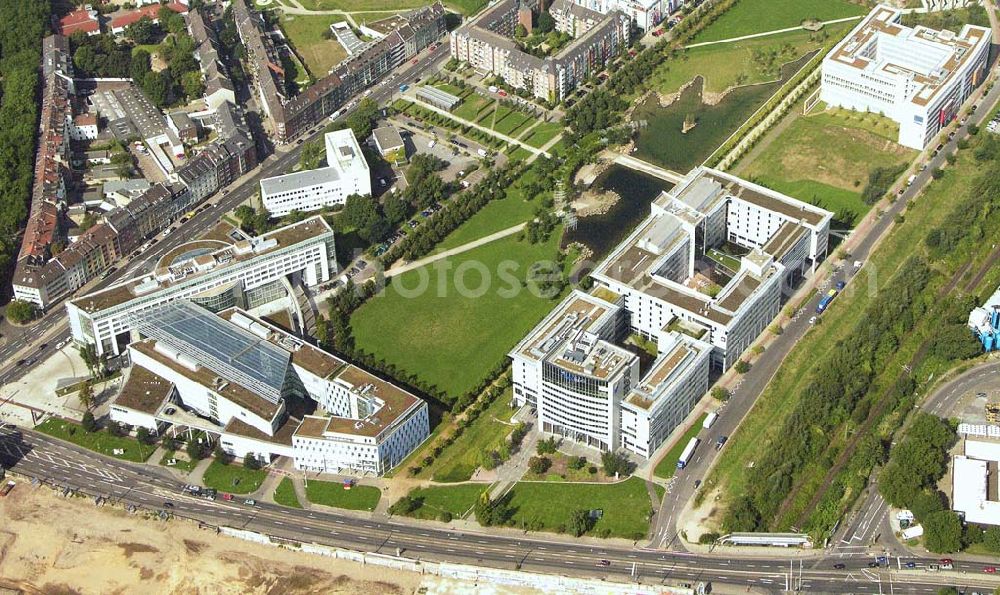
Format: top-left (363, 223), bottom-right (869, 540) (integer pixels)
top-left (453, 94), bottom-right (495, 122)
top-left (281, 14), bottom-right (348, 77)
top-left (521, 122), bottom-right (563, 148)
top-left (507, 478), bottom-right (657, 539)
top-left (399, 483), bottom-right (488, 520)
top-left (740, 107), bottom-right (915, 227)
top-left (273, 477), bottom-right (303, 508)
top-left (693, 0), bottom-right (865, 43)
top-left (351, 229), bottom-right (568, 400)
top-left (424, 389), bottom-right (518, 482)
top-left (305, 480), bottom-right (381, 511)
top-left (36, 419), bottom-right (154, 463)
top-left (201, 459), bottom-right (268, 495)
top-left (650, 26), bottom-right (851, 95)
top-left (433, 170), bottom-right (543, 252)
top-left (298, 0), bottom-right (486, 15)
top-left (159, 450), bottom-right (197, 473)
top-left (653, 413), bottom-right (708, 479)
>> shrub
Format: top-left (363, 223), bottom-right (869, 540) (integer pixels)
top-left (528, 456), bottom-right (552, 474)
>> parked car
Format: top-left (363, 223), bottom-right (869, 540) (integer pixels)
top-left (833, 563), bottom-right (846, 570)
top-left (244, 499), bottom-right (257, 506)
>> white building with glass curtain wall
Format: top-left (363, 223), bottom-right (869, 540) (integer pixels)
top-left (66, 216), bottom-right (337, 356)
top-left (109, 301), bottom-right (429, 476)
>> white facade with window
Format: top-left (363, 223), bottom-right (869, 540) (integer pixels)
top-left (820, 5), bottom-right (990, 149)
top-left (259, 129), bottom-right (371, 216)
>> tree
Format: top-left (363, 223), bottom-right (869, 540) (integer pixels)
top-left (733, 360), bottom-right (750, 374)
top-left (474, 491), bottom-right (512, 527)
top-left (78, 381), bottom-right (95, 410)
top-left (537, 11), bottom-right (555, 32)
top-left (141, 70), bottom-right (171, 108)
top-left (711, 386), bottom-right (731, 402)
top-left (159, 6), bottom-right (186, 35)
top-left (243, 454), bottom-right (262, 470)
top-left (5, 300), bottom-right (37, 324)
top-left (81, 411), bottom-right (98, 433)
top-left (528, 456), bottom-right (551, 474)
top-left (514, 23), bottom-right (527, 38)
top-left (125, 16), bottom-right (158, 45)
top-left (345, 98), bottom-right (380, 140)
top-left (983, 525), bottom-right (1000, 553)
top-left (78, 343), bottom-right (101, 378)
top-left (536, 436), bottom-right (557, 454)
top-left (130, 49), bottom-right (151, 82)
top-left (186, 437), bottom-right (206, 460)
top-left (601, 451), bottom-right (630, 477)
top-left (136, 427), bottom-right (155, 445)
top-left (389, 495), bottom-right (421, 515)
top-left (923, 511), bottom-right (962, 553)
top-left (570, 456), bottom-right (587, 470)
top-left (73, 45), bottom-right (98, 75)
top-left (180, 70), bottom-right (205, 100)
top-left (569, 508), bottom-right (593, 537)
top-left (382, 193), bottom-right (411, 225)
top-left (879, 414), bottom-right (956, 510)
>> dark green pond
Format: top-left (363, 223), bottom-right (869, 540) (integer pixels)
top-left (633, 52), bottom-right (816, 172)
top-left (563, 165), bottom-right (674, 261)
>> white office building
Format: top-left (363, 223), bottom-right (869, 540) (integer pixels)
top-left (110, 301), bottom-right (429, 475)
top-left (509, 290), bottom-right (711, 457)
top-left (820, 5), bottom-right (990, 150)
top-left (259, 129), bottom-right (371, 216)
top-left (953, 438), bottom-right (1000, 526)
top-left (66, 216), bottom-right (337, 356)
top-left (590, 167), bottom-right (831, 372)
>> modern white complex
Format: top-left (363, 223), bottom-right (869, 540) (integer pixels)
top-left (258, 129), bottom-right (371, 216)
top-left (110, 300), bottom-right (429, 475)
top-left (591, 167), bottom-right (832, 372)
top-left (820, 5), bottom-right (990, 149)
top-left (510, 290), bottom-right (711, 457)
top-left (952, 436), bottom-right (1000, 526)
top-left (66, 216), bottom-right (337, 356)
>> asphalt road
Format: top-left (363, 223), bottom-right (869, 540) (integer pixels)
top-left (651, 65), bottom-right (1000, 551)
top-left (0, 40), bottom-right (454, 387)
top-left (2, 428), bottom-right (998, 594)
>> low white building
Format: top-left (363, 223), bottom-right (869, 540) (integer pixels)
top-left (259, 129), bottom-right (371, 216)
top-left (109, 300), bottom-right (429, 475)
top-left (953, 442), bottom-right (1000, 526)
top-left (820, 5), bottom-right (990, 150)
top-left (509, 289), bottom-right (711, 457)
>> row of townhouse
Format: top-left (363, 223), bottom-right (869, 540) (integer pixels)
top-left (450, 0), bottom-right (630, 103)
top-left (186, 6), bottom-right (237, 111)
top-left (12, 35), bottom-right (258, 310)
top-left (234, 0), bottom-right (446, 144)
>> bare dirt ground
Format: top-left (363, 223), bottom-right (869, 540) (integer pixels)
top-left (0, 484), bottom-right (534, 595)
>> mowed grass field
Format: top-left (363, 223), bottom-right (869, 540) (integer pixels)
top-left (507, 478), bottom-right (660, 539)
top-left (433, 169), bottom-right (543, 252)
top-left (399, 483), bottom-right (488, 520)
top-left (281, 14), bottom-right (348, 77)
top-left (521, 121), bottom-right (563, 148)
top-left (351, 229), bottom-right (568, 400)
top-left (693, 0), bottom-right (866, 43)
top-left (650, 26), bottom-right (851, 95)
top-left (740, 107), bottom-right (915, 226)
top-left (305, 480), bottom-right (381, 511)
top-left (704, 144), bottom-right (972, 522)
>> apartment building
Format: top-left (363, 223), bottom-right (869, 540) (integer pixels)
top-left (450, 0), bottom-right (630, 102)
top-left (821, 4), bottom-right (990, 149)
top-left (590, 167), bottom-right (832, 372)
top-left (509, 290), bottom-right (711, 457)
top-left (186, 6), bottom-right (236, 110)
top-left (235, 0), bottom-right (445, 144)
top-left (561, 0), bottom-right (681, 31)
top-left (258, 129), bottom-right (371, 216)
top-left (66, 216), bottom-right (337, 356)
top-left (110, 301), bottom-right (428, 475)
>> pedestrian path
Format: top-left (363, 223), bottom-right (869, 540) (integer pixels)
top-left (683, 16), bottom-right (864, 50)
top-left (386, 222), bottom-right (526, 277)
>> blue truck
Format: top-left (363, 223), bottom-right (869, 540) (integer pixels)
top-left (816, 289), bottom-right (838, 314)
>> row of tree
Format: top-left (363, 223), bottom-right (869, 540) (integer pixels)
top-left (0, 2), bottom-right (50, 299)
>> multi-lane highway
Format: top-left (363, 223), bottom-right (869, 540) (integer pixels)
top-left (651, 61), bottom-right (1000, 551)
top-left (0, 41), bottom-right (454, 387)
top-left (2, 427), bottom-right (998, 594)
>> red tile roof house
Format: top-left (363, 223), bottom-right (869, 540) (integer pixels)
top-left (110, 2), bottom-right (188, 35)
top-left (59, 6), bottom-right (101, 36)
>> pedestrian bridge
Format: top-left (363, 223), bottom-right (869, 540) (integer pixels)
top-left (613, 154), bottom-right (686, 185)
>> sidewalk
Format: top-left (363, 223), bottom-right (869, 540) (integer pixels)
top-left (386, 223), bottom-right (526, 276)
